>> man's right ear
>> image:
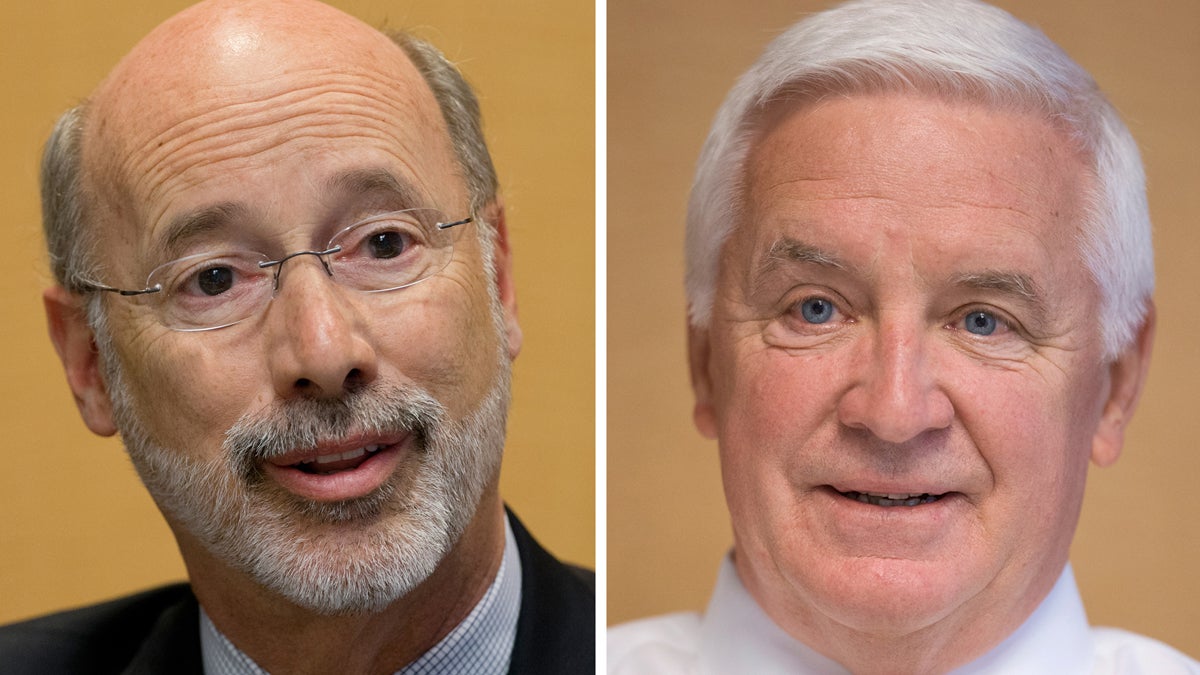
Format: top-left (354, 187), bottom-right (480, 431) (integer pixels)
top-left (44, 286), bottom-right (117, 436)
top-left (687, 321), bottom-right (718, 440)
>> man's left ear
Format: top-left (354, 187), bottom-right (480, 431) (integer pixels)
top-left (485, 200), bottom-right (522, 359)
top-left (1092, 301), bottom-right (1156, 467)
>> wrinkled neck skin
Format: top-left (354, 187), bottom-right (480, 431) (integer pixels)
top-left (179, 492), bottom-right (506, 674)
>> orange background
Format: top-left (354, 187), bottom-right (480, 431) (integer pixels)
top-left (608, 0), bottom-right (1200, 659)
top-left (0, 0), bottom-right (593, 623)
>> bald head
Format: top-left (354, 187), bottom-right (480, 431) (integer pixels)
top-left (100, 0), bottom-right (400, 92)
top-left (43, 0), bottom-right (497, 291)
top-left (87, 0), bottom-right (448, 231)
top-left (93, 0), bottom-right (419, 132)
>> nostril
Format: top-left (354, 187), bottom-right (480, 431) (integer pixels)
top-left (344, 368), bottom-right (366, 389)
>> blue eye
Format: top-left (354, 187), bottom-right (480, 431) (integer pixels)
top-left (964, 311), bottom-right (997, 335)
top-left (799, 297), bottom-right (835, 324)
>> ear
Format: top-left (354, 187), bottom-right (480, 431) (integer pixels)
top-left (44, 286), bottom-right (118, 436)
top-left (1091, 301), bottom-right (1156, 468)
top-left (484, 200), bottom-right (522, 360)
top-left (688, 319), bottom-right (718, 439)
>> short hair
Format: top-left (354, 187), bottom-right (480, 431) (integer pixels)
top-left (41, 31), bottom-right (499, 296)
top-left (685, 0), bottom-right (1152, 359)
top-left (389, 31), bottom-right (499, 219)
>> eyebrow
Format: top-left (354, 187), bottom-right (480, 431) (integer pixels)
top-left (758, 237), bottom-right (847, 276)
top-left (155, 168), bottom-right (426, 260)
top-left (951, 270), bottom-right (1050, 321)
top-left (748, 236), bottom-right (850, 299)
top-left (160, 202), bottom-right (252, 260)
top-left (754, 238), bottom-right (1051, 322)
top-left (325, 167), bottom-right (426, 211)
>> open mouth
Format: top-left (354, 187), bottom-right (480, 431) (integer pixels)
top-left (261, 437), bottom-right (409, 503)
top-left (291, 445), bottom-right (389, 475)
top-left (838, 490), bottom-right (945, 507)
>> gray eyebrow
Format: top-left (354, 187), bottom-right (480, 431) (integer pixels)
top-left (952, 270), bottom-right (1049, 320)
top-left (747, 236), bottom-right (849, 299)
top-left (154, 168), bottom-right (426, 260)
top-left (758, 237), bottom-right (847, 276)
top-left (160, 202), bottom-right (251, 260)
top-left (754, 239), bottom-right (1051, 322)
top-left (325, 167), bottom-right (426, 210)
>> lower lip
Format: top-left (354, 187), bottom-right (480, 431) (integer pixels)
top-left (261, 442), bottom-right (407, 502)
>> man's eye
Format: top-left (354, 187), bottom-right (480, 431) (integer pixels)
top-left (798, 297), bottom-right (835, 324)
top-left (196, 266), bottom-right (234, 296)
top-left (963, 311), bottom-right (998, 336)
top-left (366, 230), bottom-right (409, 259)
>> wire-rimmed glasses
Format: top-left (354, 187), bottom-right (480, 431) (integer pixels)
top-left (77, 208), bottom-right (473, 332)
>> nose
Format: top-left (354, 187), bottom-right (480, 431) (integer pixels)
top-left (264, 257), bottom-right (378, 399)
top-left (836, 317), bottom-right (953, 443)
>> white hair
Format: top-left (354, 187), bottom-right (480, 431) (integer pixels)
top-left (685, 0), bottom-right (1152, 359)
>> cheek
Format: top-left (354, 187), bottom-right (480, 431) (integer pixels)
top-left (713, 344), bottom-right (843, 510)
top-left (373, 272), bottom-right (502, 410)
top-left (715, 342), bottom-right (842, 451)
top-left (950, 357), bottom-right (1098, 533)
top-left (115, 334), bottom-right (262, 451)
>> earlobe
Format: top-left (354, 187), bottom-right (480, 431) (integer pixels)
top-left (44, 286), bottom-right (118, 437)
top-left (484, 201), bottom-right (522, 360)
top-left (1091, 302), bottom-right (1156, 468)
top-left (688, 321), bottom-right (718, 439)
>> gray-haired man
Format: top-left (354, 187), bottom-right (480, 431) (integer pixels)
top-left (610, 1), bottom-right (1196, 672)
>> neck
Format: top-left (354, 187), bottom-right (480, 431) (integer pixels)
top-left (178, 494), bottom-right (507, 675)
top-left (736, 554), bottom-right (1063, 675)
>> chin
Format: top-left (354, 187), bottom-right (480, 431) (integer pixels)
top-left (793, 554), bottom-right (987, 637)
top-left (251, 502), bottom-right (462, 616)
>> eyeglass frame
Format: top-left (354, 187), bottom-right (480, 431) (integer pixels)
top-left (73, 209), bottom-right (474, 331)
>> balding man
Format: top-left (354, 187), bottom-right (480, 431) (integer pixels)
top-left (0, 1), bottom-right (593, 673)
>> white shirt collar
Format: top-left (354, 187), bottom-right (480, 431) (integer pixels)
top-left (696, 555), bottom-right (1092, 674)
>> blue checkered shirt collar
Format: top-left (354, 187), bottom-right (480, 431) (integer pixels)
top-left (199, 515), bottom-right (522, 674)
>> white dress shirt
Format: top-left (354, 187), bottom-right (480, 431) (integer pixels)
top-left (609, 555), bottom-right (1199, 674)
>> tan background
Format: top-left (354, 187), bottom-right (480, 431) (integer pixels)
top-left (608, 0), bottom-right (1200, 658)
top-left (0, 0), bottom-right (593, 623)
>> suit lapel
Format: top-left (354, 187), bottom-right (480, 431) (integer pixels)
top-left (506, 509), bottom-right (595, 674)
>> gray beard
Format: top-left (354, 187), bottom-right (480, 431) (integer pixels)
top-left (94, 315), bottom-right (510, 616)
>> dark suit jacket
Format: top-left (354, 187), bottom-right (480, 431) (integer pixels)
top-left (0, 511), bottom-right (594, 674)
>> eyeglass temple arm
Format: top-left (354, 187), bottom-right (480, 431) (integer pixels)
top-left (77, 281), bottom-right (162, 296)
top-left (438, 216), bottom-right (473, 230)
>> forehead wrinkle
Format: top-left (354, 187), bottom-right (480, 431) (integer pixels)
top-left (762, 177), bottom-right (1045, 221)
top-left (146, 168), bottom-right (429, 266)
top-left (120, 68), bottom-right (435, 206)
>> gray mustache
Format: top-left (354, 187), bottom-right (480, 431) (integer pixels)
top-left (222, 383), bottom-right (446, 481)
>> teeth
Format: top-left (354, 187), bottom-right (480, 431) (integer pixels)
top-left (298, 445), bottom-right (382, 466)
top-left (845, 491), bottom-right (942, 507)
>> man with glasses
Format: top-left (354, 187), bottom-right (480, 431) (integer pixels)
top-left (0, 0), bottom-right (593, 672)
